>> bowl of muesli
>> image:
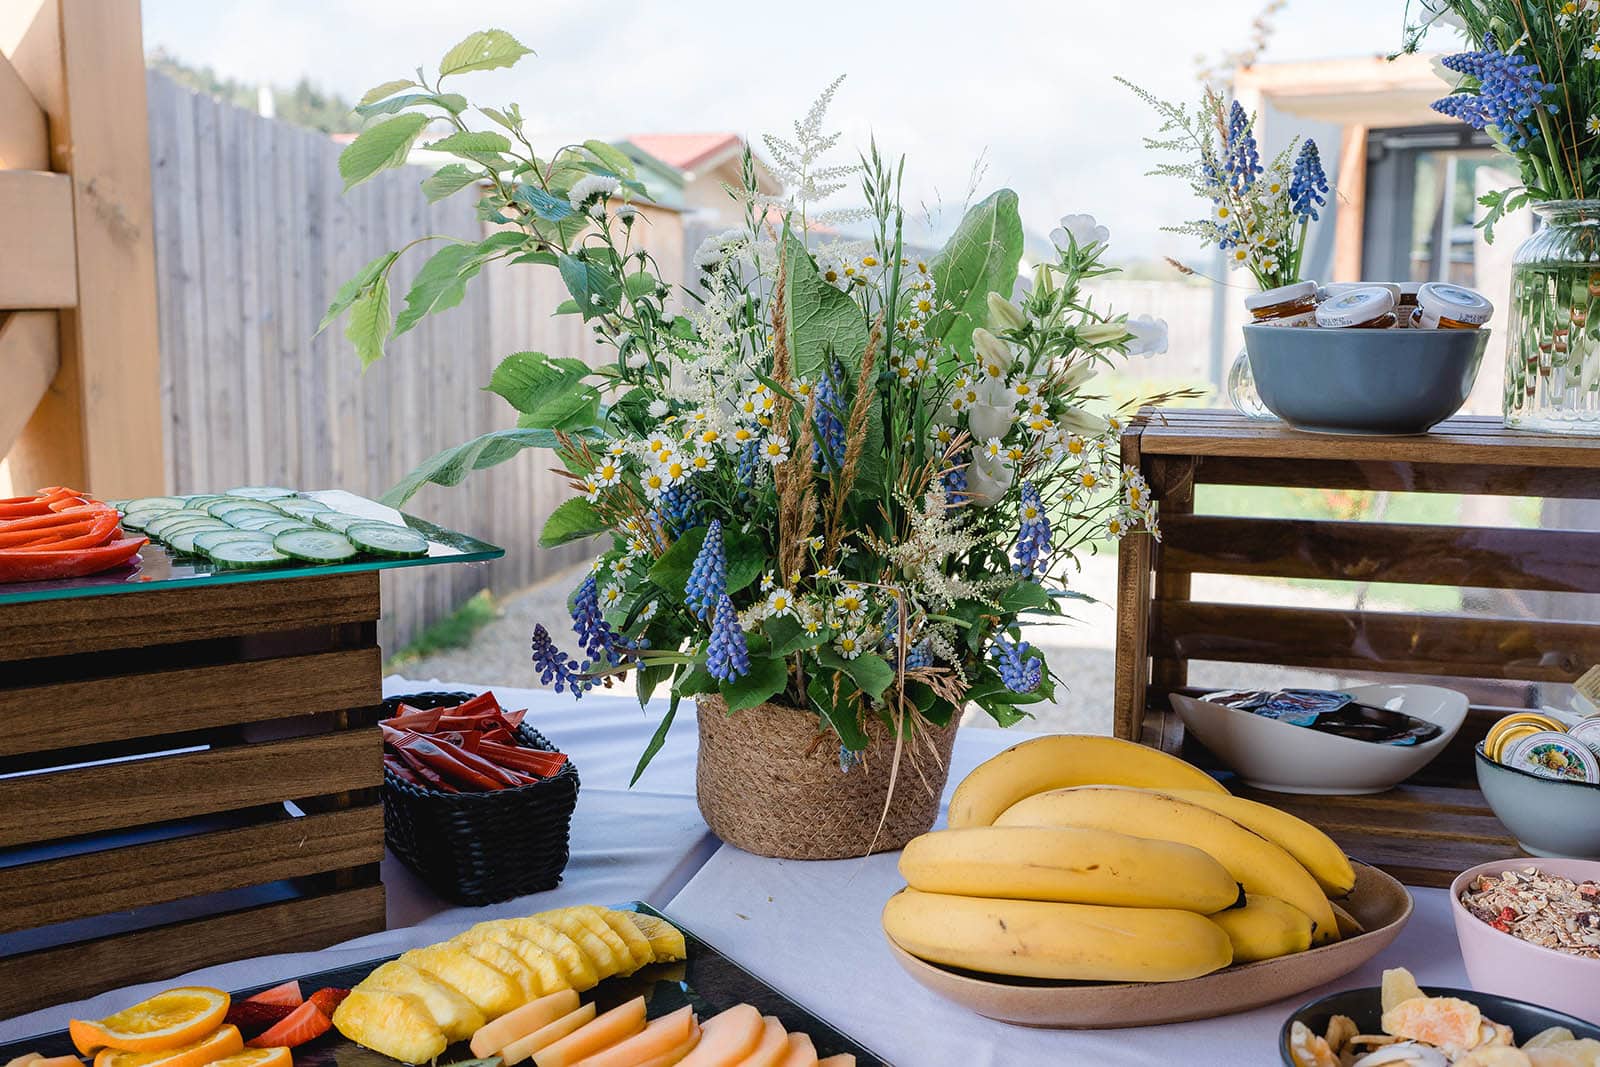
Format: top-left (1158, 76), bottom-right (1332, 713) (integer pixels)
top-left (1450, 859), bottom-right (1600, 1026)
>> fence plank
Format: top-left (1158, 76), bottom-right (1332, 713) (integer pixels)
top-left (0, 310), bottom-right (59, 456)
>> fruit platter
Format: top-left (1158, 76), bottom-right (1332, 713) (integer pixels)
top-left (0, 905), bottom-right (883, 1067)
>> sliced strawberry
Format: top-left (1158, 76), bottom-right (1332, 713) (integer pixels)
top-left (244, 980), bottom-right (303, 1007)
top-left (225, 999), bottom-right (296, 1036)
top-left (306, 988), bottom-right (350, 1017)
top-left (246, 1001), bottom-right (331, 1049)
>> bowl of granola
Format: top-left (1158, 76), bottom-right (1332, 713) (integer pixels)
top-left (1450, 859), bottom-right (1600, 1026)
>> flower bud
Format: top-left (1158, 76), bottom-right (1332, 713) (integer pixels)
top-left (967, 453), bottom-right (1015, 507)
top-left (1079, 322), bottom-right (1131, 345)
top-left (986, 292), bottom-right (1028, 332)
top-left (1057, 360), bottom-right (1099, 393)
top-left (971, 328), bottom-right (1015, 375)
top-left (1058, 406), bottom-right (1110, 436)
top-left (1033, 263), bottom-right (1057, 295)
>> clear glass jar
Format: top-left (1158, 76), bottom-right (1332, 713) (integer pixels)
top-left (1227, 347), bottom-right (1275, 419)
top-left (1505, 200), bottom-right (1600, 434)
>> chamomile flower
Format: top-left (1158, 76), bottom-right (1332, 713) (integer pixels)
top-left (610, 556), bottom-right (632, 578)
top-left (593, 459), bottom-right (623, 488)
top-left (1065, 435), bottom-right (1087, 457)
top-left (658, 456), bottom-right (689, 485)
top-left (1228, 246), bottom-right (1251, 269)
top-left (1213, 202), bottom-right (1234, 223)
top-left (834, 630), bottom-right (865, 659)
top-left (791, 378), bottom-right (816, 401)
top-left (1587, 38), bottom-right (1600, 61)
top-left (1075, 467), bottom-right (1100, 491)
top-left (600, 584), bottom-right (625, 609)
top-left (931, 424), bottom-right (957, 450)
top-left (812, 565), bottom-right (838, 581)
top-left (761, 435), bottom-right (791, 464)
top-left (1589, 114), bottom-right (1600, 136)
top-left (1259, 255), bottom-right (1281, 274)
top-left (637, 600), bottom-right (659, 624)
top-left (802, 617), bottom-right (824, 638)
top-left (806, 535), bottom-right (826, 553)
top-left (581, 478), bottom-right (603, 502)
top-left (1009, 378), bottom-right (1040, 406)
top-left (765, 587), bottom-right (797, 618)
top-left (639, 468), bottom-right (669, 501)
top-left (608, 442), bottom-right (629, 458)
top-left (833, 586), bottom-right (867, 619)
top-left (981, 438), bottom-right (1005, 462)
top-left (1106, 513), bottom-right (1130, 538)
top-left (728, 425), bottom-right (758, 450)
top-left (588, 557), bottom-right (607, 575)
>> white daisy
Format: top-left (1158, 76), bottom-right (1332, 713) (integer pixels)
top-left (765, 587), bottom-right (797, 618)
top-left (834, 630), bottom-right (864, 660)
top-left (761, 435), bottom-right (791, 464)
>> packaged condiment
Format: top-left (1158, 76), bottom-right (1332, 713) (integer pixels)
top-left (1485, 711), bottom-right (1568, 761)
top-left (1394, 282), bottom-right (1422, 328)
top-left (1410, 282), bottom-right (1493, 329)
top-left (1315, 285), bottom-right (1398, 329)
top-left (1502, 729), bottom-right (1600, 783)
top-left (1568, 717), bottom-right (1600, 758)
top-left (1245, 281), bottom-right (1318, 327)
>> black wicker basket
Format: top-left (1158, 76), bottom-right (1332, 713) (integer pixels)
top-left (382, 691), bottom-right (580, 906)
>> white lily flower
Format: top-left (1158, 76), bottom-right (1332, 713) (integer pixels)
top-left (1058, 406), bottom-right (1110, 436)
top-left (1123, 315), bottom-right (1169, 357)
top-left (971, 328), bottom-right (1015, 379)
top-left (966, 450), bottom-right (1015, 507)
top-left (969, 388), bottom-right (1016, 441)
top-left (1050, 212), bottom-right (1110, 250)
top-left (1058, 360), bottom-right (1099, 392)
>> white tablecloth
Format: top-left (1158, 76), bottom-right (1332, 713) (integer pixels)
top-left (2, 682), bottom-right (1472, 1067)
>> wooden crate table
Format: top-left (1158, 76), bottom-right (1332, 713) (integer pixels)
top-left (1113, 410), bottom-right (1600, 887)
top-left (0, 493), bottom-right (501, 1017)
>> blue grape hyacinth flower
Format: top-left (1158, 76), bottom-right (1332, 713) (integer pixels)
top-left (812, 360), bottom-right (847, 469)
top-left (705, 593), bottom-right (750, 682)
top-left (1012, 481), bottom-right (1052, 579)
top-left (571, 573), bottom-right (626, 668)
top-left (685, 519), bottom-right (727, 621)
top-left (1433, 35), bottom-right (1556, 151)
top-left (990, 634), bottom-right (1043, 694)
top-left (1289, 140), bottom-right (1329, 221)
top-left (532, 623), bottom-right (586, 697)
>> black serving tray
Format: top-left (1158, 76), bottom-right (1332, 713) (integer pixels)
top-left (0, 903), bottom-right (889, 1066)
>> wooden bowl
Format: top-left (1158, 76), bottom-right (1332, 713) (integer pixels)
top-left (885, 861), bottom-right (1412, 1029)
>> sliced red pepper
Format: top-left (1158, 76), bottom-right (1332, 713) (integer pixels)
top-left (6, 511), bottom-right (119, 551)
top-left (0, 488), bottom-right (76, 518)
top-left (0, 535), bottom-right (147, 584)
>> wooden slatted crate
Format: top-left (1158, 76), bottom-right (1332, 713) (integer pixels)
top-left (1113, 409), bottom-right (1600, 888)
top-left (0, 573), bottom-right (387, 1017)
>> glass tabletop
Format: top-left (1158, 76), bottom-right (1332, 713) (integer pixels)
top-left (0, 489), bottom-right (504, 606)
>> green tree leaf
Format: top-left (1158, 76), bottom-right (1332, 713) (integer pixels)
top-left (782, 231), bottom-right (867, 381)
top-left (427, 130), bottom-right (512, 156)
top-left (393, 243), bottom-right (478, 336)
top-left (355, 92), bottom-right (466, 118)
top-left (346, 278), bottom-right (391, 368)
top-left (359, 78), bottom-right (418, 107)
top-left (815, 646), bottom-right (895, 702)
top-left (339, 113), bottom-right (429, 190)
top-left (721, 655), bottom-right (790, 712)
top-left (558, 253), bottom-right (622, 321)
top-left (382, 427), bottom-right (580, 506)
top-left (540, 497), bottom-right (607, 547)
top-left (674, 664), bottom-right (716, 697)
top-left (317, 250), bottom-right (396, 333)
top-left (516, 390), bottom-right (600, 432)
top-left (928, 188), bottom-right (1024, 358)
top-left (438, 29), bottom-right (533, 78)
top-left (629, 693), bottom-right (679, 786)
top-left (998, 579), bottom-right (1056, 614)
top-left (421, 163), bottom-right (481, 202)
top-left (582, 139), bottom-right (637, 180)
top-left (513, 184), bottom-right (576, 222)
top-left (808, 674), bottom-right (868, 750)
top-left (763, 614), bottom-right (825, 655)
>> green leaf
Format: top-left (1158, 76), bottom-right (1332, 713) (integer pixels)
top-left (647, 525), bottom-right (764, 600)
top-left (487, 351), bottom-right (601, 429)
top-left (722, 656), bottom-right (790, 712)
top-left (356, 92), bottom-right (467, 118)
top-left (540, 497), bottom-right (607, 547)
top-left (815, 647), bottom-right (895, 702)
top-left (318, 251), bottom-right (396, 334)
top-left (782, 231), bottom-right (867, 381)
top-left (382, 427), bottom-right (576, 506)
top-left (558, 253), bottom-right (622, 321)
top-left (438, 29), bottom-right (533, 78)
top-left (427, 130), bottom-right (512, 157)
top-left (513, 184), bottom-right (576, 222)
top-left (582, 139), bottom-right (637, 180)
top-left (636, 660), bottom-right (674, 705)
top-left (479, 104), bottom-right (524, 134)
top-left (999, 579), bottom-right (1055, 614)
top-left (764, 614), bottom-right (824, 655)
top-left (346, 278), bottom-right (391, 369)
top-left (629, 693), bottom-right (678, 787)
top-left (393, 243), bottom-right (478, 337)
top-left (339, 113), bottom-right (430, 191)
top-left (928, 188), bottom-right (1024, 358)
top-left (674, 665), bottom-right (716, 697)
top-left (359, 78), bottom-right (418, 107)
top-left (421, 163), bottom-right (481, 202)
top-left (808, 674), bottom-right (868, 750)
top-left (516, 390), bottom-right (599, 432)
top-left (623, 272), bottom-right (659, 300)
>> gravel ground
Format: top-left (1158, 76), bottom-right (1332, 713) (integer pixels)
top-left (395, 551), bottom-right (1351, 735)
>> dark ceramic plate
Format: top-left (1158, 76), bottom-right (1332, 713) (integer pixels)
top-left (0, 903), bottom-right (889, 1066)
top-left (1280, 984), bottom-right (1600, 1064)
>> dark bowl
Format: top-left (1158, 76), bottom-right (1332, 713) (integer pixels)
top-left (1243, 325), bottom-right (1490, 435)
top-left (1280, 984), bottom-right (1600, 1065)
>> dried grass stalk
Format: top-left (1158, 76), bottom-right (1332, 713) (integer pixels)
top-left (825, 315), bottom-right (882, 551)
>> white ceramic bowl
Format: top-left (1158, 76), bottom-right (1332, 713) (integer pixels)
top-left (1169, 684), bottom-right (1468, 795)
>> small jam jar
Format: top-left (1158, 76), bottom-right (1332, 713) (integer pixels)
top-left (1410, 282), bottom-right (1493, 329)
top-left (1244, 281), bottom-right (1318, 327)
top-left (1395, 282), bottom-right (1422, 328)
top-left (1315, 285), bottom-right (1398, 329)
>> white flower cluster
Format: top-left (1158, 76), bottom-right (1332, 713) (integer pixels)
top-left (568, 175), bottom-right (620, 215)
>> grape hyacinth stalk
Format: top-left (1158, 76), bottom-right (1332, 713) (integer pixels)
top-left (1432, 35), bottom-right (1556, 154)
top-left (811, 360), bottom-right (847, 470)
top-left (532, 624), bottom-right (586, 697)
top-left (1012, 481), bottom-right (1051, 579)
top-left (705, 593), bottom-right (750, 682)
top-left (571, 574), bottom-right (626, 668)
top-left (685, 519), bottom-right (727, 621)
top-left (990, 635), bottom-right (1043, 694)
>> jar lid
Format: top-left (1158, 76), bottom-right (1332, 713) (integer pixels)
top-left (1323, 282), bottom-right (1402, 302)
top-left (1417, 281), bottom-right (1493, 324)
top-left (1395, 281), bottom-right (1423, 297)
top-left (1502, 729), bottom-right (1600, 783)
top-left (1315, 285), bottom-right (1397, 328)
top-left (1569, 717), bottom-right (1600, 756)
top-left (1244, 281), bottom-right (1318, 311)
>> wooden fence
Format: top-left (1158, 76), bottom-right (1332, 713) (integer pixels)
top-left (145, 71), bottom-right (685, 651)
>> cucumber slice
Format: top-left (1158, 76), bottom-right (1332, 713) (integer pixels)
top-left (193, 529), bottom-right (273, 556)
top-left (209, 540), bottom-right (289, 569)
top-left (146, 514), bottom-right (224, 539)
top-left (118, 510), bottom-right (172, 531)
top-left (208, 500), bottom-right (281, 519)
top-left (228, 513), bottom-right (291, 531)
top-left (274, 499), bottom-right (331, 519)
top-left (167, 525), bottom-right (234, 555)
top-left (226, 486), bottom-right (297, 501)
top-left (346, 523), bottom-right (429, 559)
top-left (310, 511), bottom-right (369, 534)
top-left (182, 495), bottom-right (228, 508)
top-left (273, 529), bottom-right (357, 563)
top-left (256, 519), bottom-right (317, 536)
top-left (123, 496), bottom-right (187, 513)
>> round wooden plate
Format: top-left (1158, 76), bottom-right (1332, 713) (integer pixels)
top-left (886, 861), bottom-right (1413, 1029)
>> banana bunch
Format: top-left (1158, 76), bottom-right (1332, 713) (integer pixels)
top-left (883, 735), bottom-right (1360, 984)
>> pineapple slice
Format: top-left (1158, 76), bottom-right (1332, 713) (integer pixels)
top-left (626, 913), bottom-right (687, 963)
top-left (539, 908), bottom-right (636, 975)
top-left (531, 911), bottom-right (627, 980)
top-left (588, 908), bottom-right (654, 971)
top-left (401, 944), bottom-right (522, 1017)
top-left (358, 960), bottom-right (485, 1043)
top-left (457, 931), bottom-right (567, 999)
top-left (331, 989), bottom-right (447, 1065)
top-left (454, 938), bottom-right (544, 1002)
top-left (492, 919), bottom-right (600, 992)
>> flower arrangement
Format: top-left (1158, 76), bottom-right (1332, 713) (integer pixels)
top-left (1119, 80), bottom-right (1329, 290)
top-left (324, 31), bottom-right (1171, 783)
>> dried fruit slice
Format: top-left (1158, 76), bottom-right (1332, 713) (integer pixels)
top-left (71, 989), bottom-right (233, 1055)
top-left (1382, 996), bottom-right (1484, 1053)
top-left (626, 915), bottom-right (687, 964)
top-left (358, 960), bottom-right (484, 1043)
top-left (1380, 968), bottom-right (1425, 1015)
top-left (493, 920), bottom-right (600, 992)
top-left (331, 990), bottom-right (447, 1066)
top-left (401, 945), bottom-right (522, 1017)
top-left (91, 1025), bottom-right (242, 1067)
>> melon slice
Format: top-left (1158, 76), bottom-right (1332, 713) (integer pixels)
top-left (778, 1033), bottom-right (817, 1067)
top-left (359, 960), bottom-right (485, 1043)
top-left (633, 1024), bottom-right (701, 1067)
top-left (677, 1005), bottom-right (762, 1067)
top-left (533, 996), bottom-right (647, 1067)
top-left (470, 989), bottom-right (581, 1058)
top-left (533, 912), bottom-right (627, 980)
top-left (815, 1057), bottom-right (855, 1066)
top-left (501, 1004), bottom-right (597, 1066)
top-left (592, 909), bottom-right (655, 972)
top-left (737, 1018), bottom-right (788, 1067)
top-left (495, 920), bottom-right (601, 992)
top-left (565, 1005), bottom-right (693, 1067)
top-left (626, 915), bottom-right (687, 964)
top-left (401, 945), bottom-right (522, 1017)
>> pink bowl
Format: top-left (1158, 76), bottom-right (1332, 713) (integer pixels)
top-left (1450, 857), bottom-right (1600, 1025)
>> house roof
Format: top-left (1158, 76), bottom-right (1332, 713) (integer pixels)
top-left (624, 132), bottom-right (743, 173)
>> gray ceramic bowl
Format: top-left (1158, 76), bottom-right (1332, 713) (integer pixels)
top-left (1243, 324), bottom-right (1490, 435)
top-left (1476, 743), bottom-right (1600, 858)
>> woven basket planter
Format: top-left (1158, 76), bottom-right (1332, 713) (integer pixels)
top-left (695, 695), bottom-right (959, 860)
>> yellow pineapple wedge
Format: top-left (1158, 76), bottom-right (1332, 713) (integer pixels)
top-left (401, 944), bottom-right (522, 1017)
top-left (626, 913), bottom-right (687, 963)
top-left (532, 911), bottom-right (627, 980)
top-left (542, 907), bottom-right (637, 975)
top-left (588, 908), bottom-right (654, 972)
top-left (457, 930), bottom-right (567, 999)
top-left (332, 989), bottom-right (447, 1065)
top-left (357, 960), bottom-right (485, 1043)
top-left (454, 938), bottom-right (543, 1002)
top-left (492, 919), bottom-right (600, 992)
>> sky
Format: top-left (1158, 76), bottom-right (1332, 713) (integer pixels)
top-left (141, 0), bottom-right (1452, 261)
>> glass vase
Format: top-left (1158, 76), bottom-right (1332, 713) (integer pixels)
top-left (1504, 199), bottom-right (1600, 434)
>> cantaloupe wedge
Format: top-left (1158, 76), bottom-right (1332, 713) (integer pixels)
top-left (6, 1054), bottom-right (45, 1067)
top-left (457, 939), bottom-right (546, 1002)
top-left (777, 1033), bottom-right (816, 1067)
top-left (359, 960), bottom-right (485, 1043)
top-left (501, 1004), bottom-right (597, 1066)
top-left (632, 1024), bottom-right (700, 1067)
top-left (589, 909), bottom-right (654, 971)
top-left (564, 1005), bottom-right (692, 1067)
top-left (494, 920), bottom-right (600, 991)
top-left (533, 913), bottom-right (627, 980)
top-left (815, 1057), bottom-right (855, 1067)
top-left (677, 1005), bottom-right (762, 1067)
top-left (470, 989), bottom-right (581, 1059)
top-left (401, 945), bottom-right (522, 1017)
top-left (626, 915), bottom-right (687, 963)
top-left (737, 1018), bottom-right (788, 1067)
top-left (533, 997), bottom-right (647, 1067)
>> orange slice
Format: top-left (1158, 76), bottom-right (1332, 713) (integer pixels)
top-left (71, 989), bottom-right (231, 1055)
top-left (193, 1049), bottom-right (290, 1067)
top-left (92, 1026), bottom-right (242, 1067)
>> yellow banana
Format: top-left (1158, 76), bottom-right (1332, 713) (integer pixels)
top-left (1208, 894), bottom-right (1313, 963)
top-left (1162, 788), bottom-right (1356, 897)
top-left (1330, 900), bottom-right (1366, 939)
top-left (882, 887), bottom-right (1233, 983)
top-left (947, 734), bottom-right (1227, 829)
top-left (899, 826), bottom-right (1241, 913)
top-left (995, 786), bottom-right (1340, 944)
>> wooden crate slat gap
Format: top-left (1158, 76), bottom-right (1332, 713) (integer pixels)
top-left (1190, 455), bottom-right (1600, 499)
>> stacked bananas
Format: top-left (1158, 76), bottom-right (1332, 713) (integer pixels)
top-left (882, 735), bottom-right (1361, 983)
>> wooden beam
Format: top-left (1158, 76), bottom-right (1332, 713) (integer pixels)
top-left (0, 169), bottom-right (76, 309)
top-left (0, 52), bottom-right (48, 169)
top-left (0, 0), bottom-right (63, 121)
top-left (1334, 124), bottom-right (1368, 282)
top-left (0, 310), bottom-right (59, 455)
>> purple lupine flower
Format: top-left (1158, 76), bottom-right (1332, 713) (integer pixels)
top-left (990, 635), bottom-right (1042, 694)
top-left (705, 593), bottom-right (750, 681)
top-left (532, 624), bottom-right (586, 697)
top-left (685, 519), bottom-right (726, 621)
top-left (571, 573), bottom-right (626, 668)
top-left (1433, 35), bottom-right (1556, 151)
top-left (1289, 140), bottom-right (1329, 221)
